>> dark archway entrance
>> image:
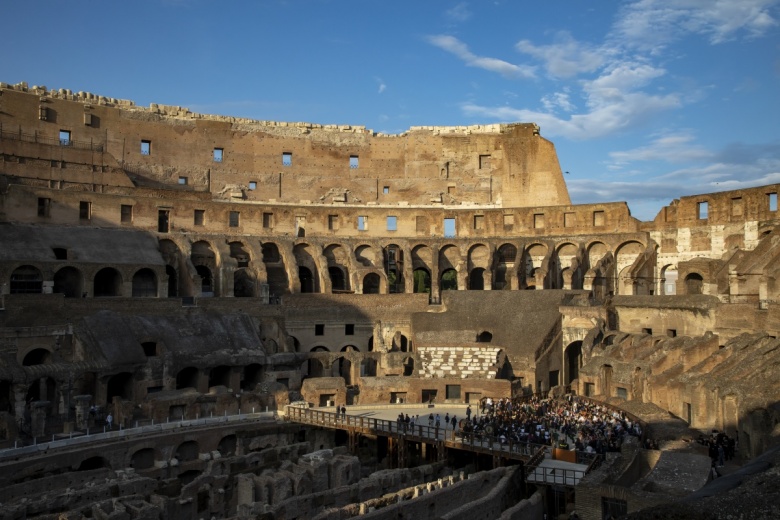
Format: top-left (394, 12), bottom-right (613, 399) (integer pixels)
top-left (565, 341), bottom-right (582, 384)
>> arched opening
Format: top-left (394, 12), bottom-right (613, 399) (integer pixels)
top-left (77, 456), bottom-right (110, 471)
top-left (229, 241), bottom-right (251, 268)
top-left (403, 357), bottom-right (415, 376)
top-left (329, 266), bottom-right (347, 292)
top-left (176, 367), bottom-right (199, 390)
top-left (565, 341), bottom-right (583, 384)
top-left (685, 273), bottom-right (703, 295)
top-left (338, 356), bottom-right (352, 385)
top-left (440, 269), bottom-right (458, 291)
top-left (661, 266), bottom-right (677, 296)
top-left (602, 364), bottom-right (613, 397)
top-left (0, 381), bottom-right (12, 413)
top-left (413, 268), bottom-right (431, 294)
top-left (208, 366), bottom-right (232, 389)
top-left (393, 334), bottom-right (409, 352)
top-left (233, 268), bottom-right (256, 297)
top-left (299, 266), bottom-right (315, 293)
top-left (175, 440), bottom-right (200, 462)
top-left (307, 358), bottom-right (326, 378)
top-left (242, 364), bottom-right (263, 391)
top-left (132, 268), bottom-right (157, 297)
top-left (22, 348), bottom-right (52, 366)
top-left (53, 266), bottom-right (82, 298)
top-left (218, 435), bottom-right (237, 457)
top-left (385, 245), bottom-right (404, 293)
top-left (10, 265), bottom-right (43, 294)
top-left (262, 242), bottom-right (289, 298)
top-left (367, 337), bottom-right (374, 352)
top-left (362, 273), bottom-right (381, 294)
top-left (468, 268), bottom-right (485, 290)
top-left (131, 448), bottom-right (155, 470)
top-left (165, 265), bottom-right (178, 297)
top-left (106, 372), bottom-right (133, 402)
top-left (196, 265), bottom-right (213, 296)
top-left (94, 267), bottom-right (122, 297)
top-left (26, 377), bottom-right (56, 402)
top-left (476, 331), bottom-right (493, 343)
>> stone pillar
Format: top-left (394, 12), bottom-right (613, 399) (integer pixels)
top-left (74, 395), bottom-right (92, 430)
top-left (31, 401), bottom-right (50, 438)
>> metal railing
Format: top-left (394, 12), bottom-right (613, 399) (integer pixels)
top-left (0, 127), bottom-right (104, 152)
top-left (0, 410), bottom-right (276, 461)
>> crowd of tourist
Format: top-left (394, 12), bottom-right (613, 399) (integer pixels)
top-left (455, 394), bottom-right (645, 454)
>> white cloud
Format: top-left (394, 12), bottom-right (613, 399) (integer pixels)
top-left (426, 35), bottom-right (536, 79)
top-left (515, 32), bottom-right (607, 78)
top-left (445, 2), bottom-right (472, 23)
top-left (608, 132), bottom-right (713, 165)
top-left (375, 77), bottom-right (386, 94)
top-left (541, 91), bottom-right (575, 113)
top-left (613, 0), bottom-right (779, 50)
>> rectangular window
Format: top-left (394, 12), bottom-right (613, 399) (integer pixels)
top-left (79, 201), bottom-right (91, 220)
top-left (249, 181), bottom-right (257, 190)
top-left (158, 209), bottom-right (170, 233)
top-left (667, 329), bottom-right (677, 337)
top-left (697, 201), bottom-right (708, 219)
top-left (140, 140), bottom-right (151, 155)
top-left (178, 176), bottom-right (188, 185)
top-left (593, 210), bottom-right (605, 226)
top-left (59, 130), bottom-right (71, 146)
top-left (282, 152), bottom-right (292, 166)
top-left (263, 212), bottom-right (273, 229)
top-left (642, 327), bottom-right (653, 335)
top-left (328, 214), bottom-right (339, 231)
top-left (37, 197), bottom-right (51, 217)
top-left (479, 154), bottom-right (491, 169)
top-left (444, 217), bottom-right (456, 238)
top-left (345, 324), bottom-right (354, 335)
top-left (584, 382), bottom-right (595, 397)
top-left (564, 212), bottom-right (575, 227)
top-left (534, 213), bottom-right (545, 229)
top-left (229, 211), bottom-right (240, 227)
top-left (503, 214), bottom-right (514, 229)
top-left (315, 324), bottom-right (325, 336)
top-left (83, 112), bottom-right (92, 126)
top-left (473, 215), bottom-right (484, 230)
top-left (616, 387), bottom-right (628, 400)
top-left (358, 216), bottom-right (368, 231)
top-left (445, 385), bottom-right (461, 400)
top-left (383, 186), bottom-right (390, 194)
top-left (349, 155), bottom-right (359, 169)
top-left (387, 216), bottom-right (397, 231)
top-left (213, 148), bottom-right (223, 162)
top-left (120, 204), bottom-right (133, 223)
top-left (731, 197), bottom-right (743, 217)
top-left (769, 192), bottom-right (778, 211)
top-left (194, 209), bottom-right (205, 226)
top-left (416, 216), bottom-right (427, 233)
top-left (549, 370), bottom-right (559, 388)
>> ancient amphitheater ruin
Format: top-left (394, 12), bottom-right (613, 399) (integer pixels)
top-left (0, 81), bottom-right (778, 519)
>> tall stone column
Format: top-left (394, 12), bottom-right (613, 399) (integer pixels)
top-left (31, 401), bottom-right (49, 438)
top-left (74, 395), bottom-right (92, 430)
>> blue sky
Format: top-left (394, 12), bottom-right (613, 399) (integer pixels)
top-left (2, 0), bottom-right (779, 221)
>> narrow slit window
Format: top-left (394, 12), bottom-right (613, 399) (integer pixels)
top-left (194, 209), bottom-right (205, 226)
top-left (121, 204), bottom-right (133, 223)
top-left (263, 212), bottom-right (273, 228)
top-left (79, 201), bottom-right (91, 220)
top-left (387, 216), bottom-right (397, 231)
top-left (38, 197), bottom-right (51, 217)
top-left (444, 218), bottom-right (456, 237)
top-left (358, 216), bottom-right (368, 231)
top-left (229, 211), bottom-right (240, 227)
top-left (697, 201), bottom-right (708, 220)
top-left (769, 192), bottom-right (777, 212)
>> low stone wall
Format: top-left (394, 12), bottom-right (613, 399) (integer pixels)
top-left (418, 345), bottom-right (503, 379)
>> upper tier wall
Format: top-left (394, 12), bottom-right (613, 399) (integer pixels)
top-left (0, 82), bottom-right (571, 209)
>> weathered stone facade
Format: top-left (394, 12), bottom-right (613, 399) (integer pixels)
top-left (1, 80), bottom-right (779, 519)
